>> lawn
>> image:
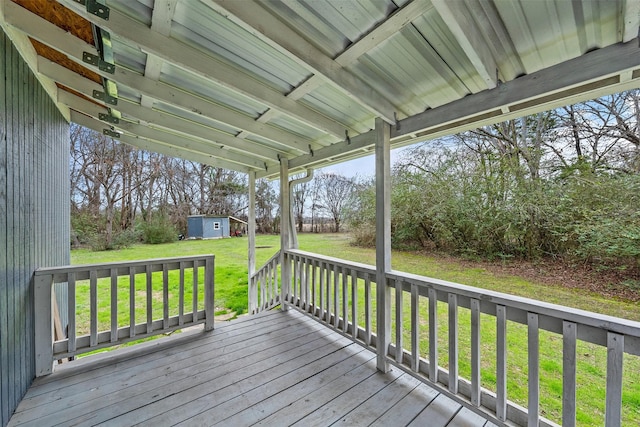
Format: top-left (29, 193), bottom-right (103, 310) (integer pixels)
top-left (71, 233), bottom-right (640, 426)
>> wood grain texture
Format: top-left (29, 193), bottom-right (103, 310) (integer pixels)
top-left (0, 30), bottom-right (69, 427)
top-left (8, 310), bottom-right (492, 427)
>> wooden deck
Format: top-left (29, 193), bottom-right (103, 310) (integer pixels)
top-left (9, 309), bottom-right (497, 427)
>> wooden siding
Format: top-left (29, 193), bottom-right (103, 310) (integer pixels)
top-left (0, 30), bottom-right (69, 427)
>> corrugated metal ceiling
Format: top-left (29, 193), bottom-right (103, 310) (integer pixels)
top-left (1, 0), bottom-right (638, 177)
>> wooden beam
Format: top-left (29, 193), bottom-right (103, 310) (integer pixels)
top-left (0, 0), bottom-right (70, 121)
top-left (60, 90), bottom-right (268, 170)
top-left (264, 0), bottom-right (432, 123)
top-left (396, 38), bottom-right (640, 138)
top-left (209, 0), bottom-right (398, 124)
top-left (621, 0), bottom-right (640, 43)
top-left (57, 0), bottom-right (348, 139)
top-left (141, 0), bottom-right (177, 107)
top-left (41, 57), bottom-right (284, 161)
top-left (3, 0), bottom-right (317, 153)
top-left (335, 0), bottom-right (433, 67)
top-left (432, 0), bottom-right (497, 89)
top-left (71, 111), bottom-right (250, 172)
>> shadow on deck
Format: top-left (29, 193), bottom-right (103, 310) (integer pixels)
top-left (9, 309), bottom-right (495, 426)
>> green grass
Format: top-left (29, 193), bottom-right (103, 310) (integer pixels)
top-left (71, 233), bottom-right (640, 426)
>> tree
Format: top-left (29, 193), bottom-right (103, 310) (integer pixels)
top-left (315, 172), bottom-right (356, 233)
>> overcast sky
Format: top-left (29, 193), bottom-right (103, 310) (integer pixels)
top-left (319, 146), bottom-right (409, 178)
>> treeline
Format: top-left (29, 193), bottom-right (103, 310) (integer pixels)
top-left (348, 91), bottom-right (640, 269)
top-left (70, 124), bottom-right (357, 250)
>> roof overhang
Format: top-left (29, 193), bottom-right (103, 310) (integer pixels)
top-left (1, 0), bottom-right (639, 178)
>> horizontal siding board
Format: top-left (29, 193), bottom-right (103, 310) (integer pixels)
top-left (0, 29), bottom-right (69, 427)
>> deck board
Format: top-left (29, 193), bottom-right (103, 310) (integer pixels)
top-left (8, 309), bottom-right (496, 427)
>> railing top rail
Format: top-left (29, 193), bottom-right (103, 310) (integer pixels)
top-left (388, 269), bottom-right (640, 339)
top-left (286, 249), bottom-right (377, 276)
top-left (35, 254), bottom-right (215, 276)
top-left (250, 249), bottom-right (281, 277)
top-left (286, 248), bottom-right (640, 339)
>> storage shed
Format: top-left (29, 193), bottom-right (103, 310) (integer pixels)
top-left (187, 215), bottom-right (247, 239)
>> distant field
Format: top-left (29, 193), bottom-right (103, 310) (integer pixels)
top-left (71, 233), bottom-right (640, 426)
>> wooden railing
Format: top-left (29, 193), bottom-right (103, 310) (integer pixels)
top-left (284, 249), bottom-right (640, 427)
top-left (249, 250), bottom-right (281, 314)
top-left (34, 255), bottom-right (215, 376)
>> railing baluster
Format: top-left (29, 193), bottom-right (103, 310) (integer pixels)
top-left (333, 264), bottom-right (339, 329)
top-left (162, 263), bottom-right (169, 330)
top-left (305, 257), bottom-right (311, 312)
top-left (496, 305), bottom-right (507, 421)
top-left (563, 321), bottom-right (577, 427)
top-left (204, 256), bottom-right (214, 331)
top-left (448, 293), bottom-right (458, 394)
top-left (311, 260), bottom-right (317, 315)
top-left (179, 262), bottom-right (185, 325)
top-left (351, 269), bottom-right (358, 341)
top-left (325, 263), bottom-right (331, 322)
top-left (267, 262), bottom-right (272, 307)
top-left (319, 262), bottom-right (325, 321)
top-left (528, 313), bottom-right (540, 426)
top-left (129, 267), bottom-right (136, 338)
top-left (110, 269), bottom-right (117, 343)
top-left (471, 298), bottom-right (481, 407)
top-left (146, 264), bottom-right (153, 334)
top-left (67, 272), bottom-right (76, 352)
top-left (342, 267), bottom-right (348, 333)
top-left (273, 257), bottom-right (278, 305)
top-left (90, 270), bottom-right (98, 347)
top-left (261, 270), bottom-right (267, 310)
top-left (192, 259), bottom-right (199, 321)
top-left (395, 279), bottom-right (403, 363)
top-left (365, 275), bottom-right (372, 346)
top-left (410, 283), bottom-right (419, 371)
top-left (605, 332), bottom-right (624, 427)
top-left (428, 287), bottom-right (438, 383)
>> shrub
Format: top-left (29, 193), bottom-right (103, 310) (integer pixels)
top-left (141, 214), bottom-right (177, 244)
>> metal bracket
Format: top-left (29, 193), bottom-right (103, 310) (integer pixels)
top-left (99, 113), bottom-right (119, 124)
top-left (345, 130), bottom-right (351, 145)
top-left (394, 112), bottom-right (401, 132)
top-left (82, 52), bottom-right (115, 74)
top-left (264, 162), bottom-right (268, 171)
top-left (103, 129), bottom-right (120, 138)
top-left (308, 144), bottom-right (314, 156)
top-left (86, 0), bottom-right (110, 20)
top-left (93, 90), bottom-right (118, 105)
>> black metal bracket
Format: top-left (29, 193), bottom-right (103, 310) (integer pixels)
top-left (93, 90), bottom-right (118, 105)
top-left (98, 113), bottom-right (119, 124)
top-left (103, 129), bottom-right (120, 138)
top-left (86, 0), bottom-right (110, 20)
top-left (345, 130), bottom-right (351, 145)
top-left (82, 52), bottom-right (115, 74)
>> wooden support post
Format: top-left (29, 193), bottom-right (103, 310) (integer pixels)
top-left (280, 157), bottom-right (291, 311)
top-left (34, 273), bottom-right (54, 376)
top-left (375, 117), bottom-right (391, 372)
top-left (248, 171), bottom-right (257, 313)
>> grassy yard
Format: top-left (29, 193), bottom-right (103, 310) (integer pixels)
top-left (71, 233), bottom-right (640, 426)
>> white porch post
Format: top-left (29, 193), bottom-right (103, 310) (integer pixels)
top-left (248, 171), bottom-right (256, 313)
top-left (279, 157), bottom-right (291, 311)
top-left (375, 117), bottom-right (392, 372)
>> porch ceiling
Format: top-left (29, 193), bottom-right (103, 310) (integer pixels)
top-left (1, 0), bottom-right (639, 177)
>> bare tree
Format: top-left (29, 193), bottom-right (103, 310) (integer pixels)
top-left (316, 172), bottom-right (356, 233)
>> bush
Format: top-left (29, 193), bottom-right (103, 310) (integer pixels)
top-left (141, 215), bottom-right (177, 244)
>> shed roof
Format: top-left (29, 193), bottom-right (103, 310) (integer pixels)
top-left (2, 0), bottom-right (639, 178)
